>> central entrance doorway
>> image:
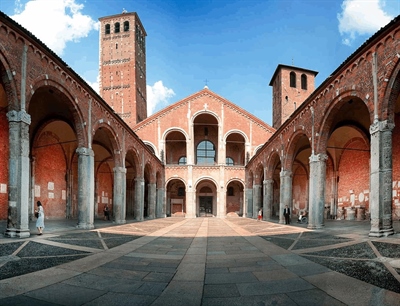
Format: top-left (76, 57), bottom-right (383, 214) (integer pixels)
top-left (199, 196), bottom-right (213, 217)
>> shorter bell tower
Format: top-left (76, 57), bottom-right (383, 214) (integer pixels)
top-left (269, 64), bottom-right (318, 129)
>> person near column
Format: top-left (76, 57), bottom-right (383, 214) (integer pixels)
top-left (35, 201), bottom-right (45, 235)
top-left (257, 208), bottom-right (262, 221)
top-left (103, 204), bottom-right (110, 221)
top-left (283, 205), bottom-right (291, 224)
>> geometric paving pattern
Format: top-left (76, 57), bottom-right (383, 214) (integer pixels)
top-left (260, 230), bottom-right (400, 293)
top-left (224, 218), bottom-right (400, 295)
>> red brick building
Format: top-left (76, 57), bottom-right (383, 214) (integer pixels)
top-left (133, 88), bottom-right (274, 218)
top-left (0, 10), bottom-right (399, 238)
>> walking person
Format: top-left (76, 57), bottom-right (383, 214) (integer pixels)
top-left (35, 201), bottom-right (45, 235)
top-left (283, 205), bottom-right (291, 224)
top-left (257, 208), bottom-right (262, 221)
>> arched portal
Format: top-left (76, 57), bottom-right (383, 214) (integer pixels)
top-left (196, 179), bottom-right (217, 217)
top-left (290, 134), bottom-right (311, 217)
top-left (226, 180), bottom-right (244, 216)
top-left (324, 97), bottom-right (371, 221)
top-left (125, 149), bottom-right (139, 218)
top-left (92, 127), bottom-right (117, 222)
top-left (267, 153), bottom-right (281, 219)
top-left (166, 178), bottom-right (186, 217)
top-left (29, 86), bottom-right (80, 221)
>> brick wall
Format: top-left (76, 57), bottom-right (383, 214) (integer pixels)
top-left (33, 132), bottom-right (67, 218)
top-left (0, 112), bottom-right (8, 220)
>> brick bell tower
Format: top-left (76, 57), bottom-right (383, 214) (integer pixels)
top-left (269, 64), bottom-right (318, 129)
top-left (99, 10), bottom-right (147, 127)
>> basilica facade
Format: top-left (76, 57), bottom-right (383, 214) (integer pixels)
top-left (0, 10), bottom-right (399, 238)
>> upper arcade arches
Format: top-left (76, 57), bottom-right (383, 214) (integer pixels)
top-left (164, 129), bottom-right (187, 165)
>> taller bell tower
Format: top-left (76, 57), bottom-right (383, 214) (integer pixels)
top-left (99, 11), bottom-right (147, 127)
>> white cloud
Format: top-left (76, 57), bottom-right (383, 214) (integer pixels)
top-left (147, 81), bottom-right (175, 116)
top-left (11, 0), bottom-right (98, 55)
top-left (338, 0), bottom-right (394, 46)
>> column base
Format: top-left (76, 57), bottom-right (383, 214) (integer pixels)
top-left (307, 223), bottom-right (325, 229)
top-left (369, 228), bottom-right (394, 237)
top-left (114, 219), bottom-right (127, 225)
top-left (4, 228), bottom-right (31, 238)
top-left (76, 223), bottom-right (94, 230)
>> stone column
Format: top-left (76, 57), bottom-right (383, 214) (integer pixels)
top-left (134, 177), bottom-right (144, 221)
top-left (369, 120), bottom-right (394, 237)
top-left (5, 110), bottom-right (31, 238)
top-left (148, 183), bottom-right (156, 219)
top-left (156, 187), bottom-right (165, 218)
top-left (166, 191), bottom-right (171, 216)
top-left (279, 170), bottom-right (292, 224)
top-left (263, 179), bottom-right (274, 220)
top-left (113, 167), bottom-right (126, 224)
top-left (185, 189), bottom-right (196, 218)
top-left (245, 188), bottom-right (253, 218)
top-left (308, 153), bottom-right (327, 229)
top-left (253, 184), bottom-right (262, 219)
top-left (76, 147), bottom-right (95, 229)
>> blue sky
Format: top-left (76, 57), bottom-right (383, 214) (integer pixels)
top-left (0, 0), bottom-right (399, 125)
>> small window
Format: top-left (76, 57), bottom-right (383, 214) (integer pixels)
top-left (115, 22), bottom-right (120, 33)
top-left (226, 157), bottom-right (234, 166)
top-left (301, 74), bottom-right (307, 90)
top-left (290, 71), bottom-right (296, 88)
top-left (105, 24), bottom-right (110, 34)
top-left (116, 43), bottom-right (118, 49)
top-left (124, 21), bottom-right (129, 31)
top-left (178, 187), bottom-right (185, 196)
top-left (178, 156), bottom-right (187, 165)
top-left (227, 187), bottom-right (234, 196)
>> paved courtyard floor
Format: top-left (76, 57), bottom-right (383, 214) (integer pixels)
top-left (0, 217), bottom-right (399, 305)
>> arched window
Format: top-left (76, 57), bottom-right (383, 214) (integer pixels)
top-left (226, 157), bottom-right (234, 166)
top-left (197, 140), bottom-right (215, 165)
top-left (178, 156), bottom-right (187, 165)
top-left (115, 22), bottom-right (120, 33)
top-left (227, 187), bottom-right (234, 196)
top-left (301, 74), bottom-right (307, 90)
top-left (105, 24), bottom-right (110, 34)
top-left (124, 21), bottom-right (129, 31)
top-left (290, 71), bottom-right (296, 88)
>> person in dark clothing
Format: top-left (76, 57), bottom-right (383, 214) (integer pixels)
top-left (283, 205), bottom-right (291, 224)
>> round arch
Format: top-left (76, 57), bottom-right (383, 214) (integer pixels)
top-left (27, 78), bottom-right (87, 148)
top-left (166, 178), bottom-right (187, 217)
top-left (317, 90), bottom-right (371, 153)
top-left (195, 177), bottom-right (218, 217)
top-left (223, 129), bottom-right (249, 144)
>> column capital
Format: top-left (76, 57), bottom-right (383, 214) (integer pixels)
top-left (113, 167), bottom-right (127, 173)
top-left (7, 110), bottom-right (31, 124)
top-left (309, 153), bottom-right (328, 163)
top-left (280, 170), bottom-right (292, 178)
top-left (370, 120), bottom-right (394, 134)
top-left (264, 179), bottom-right (274, 185)
top-left (76, 147), bottom-right (94, 157)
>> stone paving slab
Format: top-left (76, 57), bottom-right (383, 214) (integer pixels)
top-left (0, 217), bottom-right (399, 305)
